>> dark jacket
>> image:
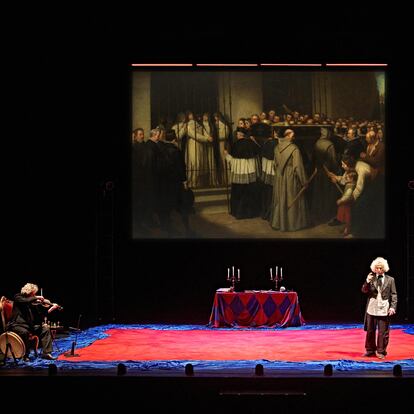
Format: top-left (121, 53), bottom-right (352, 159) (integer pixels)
top-left (7, 294), bottom-right (44, 330)
top-left (361, 275), bottom-right (397, 330)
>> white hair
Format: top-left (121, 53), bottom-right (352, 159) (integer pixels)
top-left (370, 257), bottom-right (389, 273)
top-left (21, 283), bottom-right (38, 296)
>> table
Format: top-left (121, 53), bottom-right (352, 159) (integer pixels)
top-left (208, 291), bottom-right (305, 328)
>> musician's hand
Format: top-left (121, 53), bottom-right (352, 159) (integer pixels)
top-left (388, 308), bottom-right (396, 316)
top-left (36, 295), bottom-right (45, 302)
top-left (360, 152), bottom-right (366, 158)
top-left (366, 274), bottom-right (374, 283)
top-left (48, 304), bottom-right (58, 313)
top-left (207, 136), bottom-right (213, 142)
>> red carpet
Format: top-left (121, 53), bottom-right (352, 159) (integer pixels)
top-left (58, 328), bottom-right (414, 362)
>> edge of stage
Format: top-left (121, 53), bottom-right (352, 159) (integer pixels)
top-left (1, 371), bottom-right (413, 411)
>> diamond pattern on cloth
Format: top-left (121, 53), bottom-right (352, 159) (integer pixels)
top-left (279, 296), bottom-right (292, 315)
top-left (263, 295), bottom-right (278, 318)
top-left (246, 295), bottom-right (260, 315)
top-left (230, 296), bottom-right (245, 316)
top-left (209, 291), bottom-right (305, 328)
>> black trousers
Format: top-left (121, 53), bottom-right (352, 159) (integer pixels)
top-left (365, 313), bottom-right (390, 355)
top-left (10, 324), bottom-right (53, 356)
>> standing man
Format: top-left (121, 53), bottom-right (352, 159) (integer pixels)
top-left (132, 128), bottom-right (146, 234)
top-left (260, 128), bottom-right (278, 220)
top-left (361, 257), bottom-right (397, 359)
top-left (141, 127), bottom-right (163, 229)
top-left (224, 129), bottom-right (260, 219)
top-left (158, 129), bottom-right (189, 237)
top-left (310, 127), bottom-right (339, 225)
top-left (270, 129), bottom-right (310, 232)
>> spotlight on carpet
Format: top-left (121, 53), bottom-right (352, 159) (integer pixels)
top-left (323, 364), bottom-right (333, 376)
top-left (255, 364), bottom-right (264, 376)
top-left (117, 363), bottom-right (127, 376)
top-left (185, 363), bottom-right (194, 376)
top-left (48, 364), bottom-right (57, 376)
top-left (393, 364), bottom-right (403, 377)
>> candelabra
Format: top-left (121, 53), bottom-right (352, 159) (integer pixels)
top-left (270, 266), bottom-right (283, 291)
top-left (227, 266), bottom-right (240, 291)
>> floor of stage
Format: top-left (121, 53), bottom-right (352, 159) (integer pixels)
top-left (2, 323), bottom-right (412, 411)
top-left (1, 323), bottom-right (413, 376)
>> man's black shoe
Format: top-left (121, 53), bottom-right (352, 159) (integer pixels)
top-left (362, 352), bottom-right (376, 357)
top-left (328, 218), bottom-right (342, 226)
top-left (41, 353), bottom-right (57, 360)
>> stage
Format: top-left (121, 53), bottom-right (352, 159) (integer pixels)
top-left (1, 323), bottom-right (413, 411)
top-left (1, 323), bottom-right (413, 373)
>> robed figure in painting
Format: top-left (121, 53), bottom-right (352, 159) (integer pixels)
top-left (157, 130), bottom-right (189, 236)
top-left (260, 133), bottom-right (277, 220)
top-left (225, 130), bottom-right (260, 219)
top-left (185, 111), bottom-right (212, 188)
top-left (201, 112), bottom-right (218, 187)
top-left (213, 112), bottom-right (232, 186)
top-left (310, 127), bottom-right (339, 225)
top-left (270, 129), bottom-right (310, 231)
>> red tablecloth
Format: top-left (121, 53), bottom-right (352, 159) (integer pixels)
top-left (208, 291), bottom-right (305, 328)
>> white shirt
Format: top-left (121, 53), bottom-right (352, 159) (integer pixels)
top-left (367, 276), bottom-right (389, 316)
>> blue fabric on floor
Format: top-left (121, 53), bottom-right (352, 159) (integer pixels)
top-left (4, 323), bottom-right (413, 371)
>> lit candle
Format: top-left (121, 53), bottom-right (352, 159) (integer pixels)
top-left (238, 269), bottom-right (240, 281)
top-left (281, 267), bottom-right (283, 279)
top-left (227, 268), bottom-right (230, 280)
top-left (232, 266), bottom-right (235, 277)
top-left (276, 266), bottom-right (278, 278)
top-left (270, 268), bottom-right (273, 280)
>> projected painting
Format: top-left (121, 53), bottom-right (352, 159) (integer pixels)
top-left (131, 71), bottom-right (385, 239)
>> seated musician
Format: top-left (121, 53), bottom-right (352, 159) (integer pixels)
top-left (7, 283), bottom-right (57, 361)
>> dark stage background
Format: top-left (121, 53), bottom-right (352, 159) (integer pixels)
top-left (6, 24), bottom-right (413, 329)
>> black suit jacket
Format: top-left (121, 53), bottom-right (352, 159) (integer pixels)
top-left (361, 275), bottom-right (397, 330)
top-left (7, 294), bottom-right (44, 330)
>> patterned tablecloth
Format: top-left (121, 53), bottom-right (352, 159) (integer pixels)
top-left (208, 291), bottom-right (305, 328)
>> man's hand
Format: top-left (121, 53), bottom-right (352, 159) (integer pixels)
top-left (327, 171), bottom-right (338, 183)
top-left (35, 296), bottom-right (45, 302)
top-left (207, 136), bottom-right (213, 142)
top-left (366, 274), bottom-right (374, 283)
top-left (224, 149), bottom-right (228, 156)
top-left (48, 304), bottom-right (59, 314)
top-left (388, 308), bottom-right (396, 316)
top-left (360, 152), bottom-right (366, 158)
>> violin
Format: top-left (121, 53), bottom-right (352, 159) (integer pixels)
top-left (33, 297), bottom-right (63, 312)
